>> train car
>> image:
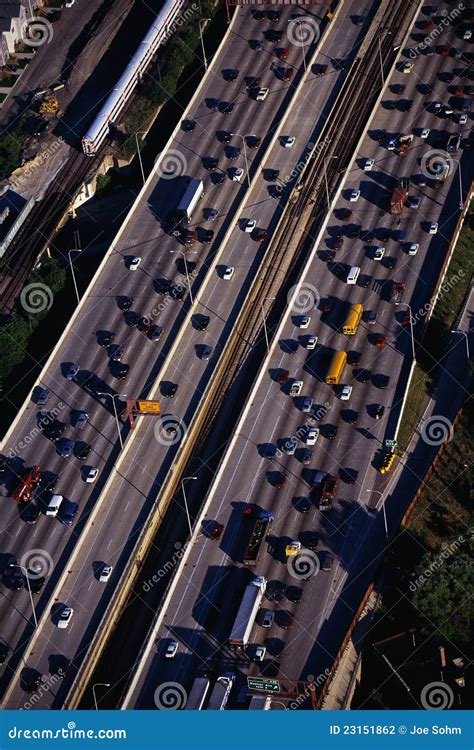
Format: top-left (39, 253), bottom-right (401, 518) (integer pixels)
top-left (82, 0), bottom-right (185, 155)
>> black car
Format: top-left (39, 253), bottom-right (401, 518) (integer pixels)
top-left (195, 315), bottom-right (210, 331)
top-left (321, 551), bottom-right (334, 571)
top-left (155, 278), bottom-right (171, 295)
top-left (148, 325), bottom-right (163, 341)
top-left (347, 351), bottom-right (361, 366)
top-left (223, 68), bottom-right (239, 82)
top-left (74, 442), bottom-right (91, 460)
top-left (19, 501), bottom-right (41, 524)
top-left (323, 425), bottom-right (338, 440)
top-left (0, 642), bottom-right (9, 665)
top-left (286, 586), bottom-right (302, 603)
top-left (22, 670), bottom-right (43, 693)
top-left (138, 316), bottom-right (151, 333)
top-left (374, 374), bottom-right (390, 389)
top-left (358, 275), bottom-right (371, 288)
top-left (43, 420), bottom-right (66, 442)
top-left (3, 567), bottom-right (24, 591)
top-left (354, 368), bottom-right (371, 383)
top-left (27, 574), bottom-right (45, 594)
top-left (35, 387), bottom-right (50, 406)
top-left (293, 496), bottom-right (311, 513)
top-left (182, 119), bottom-right (196, 132)
top-left (342, 410), bottom-right (358, 424)
top-left (220, 131), bottom-right (233, 143)
top-left (39, 471), bottom-right (59, 493)
top-left (213, 172), bottom-right (226, 185)
top-left (267, 582), bottom-right (286, 602)
top-left (220, 102), bottom-right (234, 115)
top-left (114, 362), bottom-right (130, 381)
top-left (97, 331), bottom-right (114, 347)
top-left (165, 383), bottom-right (178, 398)
top-left (124, 311), bottom-right (140, 327)
top-left (204, 157), bottom-right (219, 172)
top-left (201, 229), bottom-right (214, 244)
top-left (305, 532), bottom-right (318, 551)
top-left (117, 296), bottom-right (133, 311)
top-left (384, 257), bottom-right (397, 270)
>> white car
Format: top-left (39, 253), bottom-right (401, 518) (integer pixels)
top-left (57, 606), bottom-right (74, 629)
top-left (254, 645), bottom-right (266, 662)
top-left (305, 335), bottom-right (317, 350)
top-left (420, 128), bottom-right (430, 139)
top-left (304, 426), bottom-right (319, 445)
top-left (373, 246), bottom-right (385, 260)
top-left (428, 222), bottom-right (438, 234)
top-left (255, 87), bottom-right (269, 101)
top-left (456, 113), bottom-right (468, 125)
top-left (402, 62), bottom-right (413, 73)
top-left (165, 641), bottom-right (179, 658)
top-left (364, 158), bottom-right (374, 171)
top-left (463, 29), bottom-right (472, 40)
top-left (84, 467), bottom-right (99, 483)
top-left (408, 243), bottom-right (419, 256)
top-left (231, 168), bottom-right (244, 182)
top-left (99, 565), bottom-right (113, 583)
top-left (243, 219), bottom-right (256, 233)
top-left (387, 139), bottom-right (396, 151)
top-left (128, 256), bottom-right (141, 271)
top-left (349, 189), bottom-right (360, 202)
top-left (222, 266), bottom-right (235, 280)
top-left (298, 316), bottom-right (310, 328)
top-left (340, 385), bottom-right (353, 401)
top-left (282, 136), bottom-right (295, 148)
top-left (65, 0), bottom-right (75, 6)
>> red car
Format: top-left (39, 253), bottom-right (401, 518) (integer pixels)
top-left (401, 311), bottom-right (411, 328)
top-left (276, 369), bottom-right (290, 384)
top-left (277, 47), bottom-right (289, 60)
top-left (373, 334), bottom-right (387, 348)
top-left (282, 67), bottom-right (293, 82)
top-left (210, 523), bottom-right (224, 540)
top-left (254, 229), bottom-right (268, 242)
top-left (273, 473), bottom-right (287, 489)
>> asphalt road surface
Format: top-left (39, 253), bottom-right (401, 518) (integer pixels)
top-left (125, 4), bottom-right (473, 709)
top-left (0, 1), bottom-right (365, 708)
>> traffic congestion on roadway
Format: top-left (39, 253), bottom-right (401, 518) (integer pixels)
top-left (124, 1), bottom-right (473, 709)
top-left (0, 0), bottom-right (378, 708)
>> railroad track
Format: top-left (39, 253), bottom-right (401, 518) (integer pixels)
top-left (0, 146), bottom-right (105, 315)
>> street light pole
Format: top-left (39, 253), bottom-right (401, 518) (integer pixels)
top-left (16, 565), bottom-right (37, 628)
top-left (260, 296), bottom-right (276, 352)
top-left (396, 303), bottom-right (415, 362)
top-left (97, 393), bottom-right (127, 450)
top-left (451, 330), bottom-right (470, 360)
top-left (92, 682), bottom-right (110, 710)
top-left (366, 489), bottom-right (388, 540)
top-left (68, 248), bottom-right (81, 305)
top-left (170, 249), bottom-right (194, 305)
top-left (135, 131), bottom-right (147, 186)
top-left (199, 19), bottom-right (210, 71)
top-left (181, 476), bottom-right (197, 537)
top-left (294, 21), bottom-right (307, 71)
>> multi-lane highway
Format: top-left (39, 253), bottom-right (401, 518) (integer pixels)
top-left (124, 1), bottom-right (473, 708)
top-left (0, 0), bottom-right (379, 707)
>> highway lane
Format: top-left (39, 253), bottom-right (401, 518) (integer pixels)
top-left (125, 3), bottom-right (474, 708)
top-left (0, 2), bottom-right (336, 703)
top-left (0, 1), bottom-right (371, 707)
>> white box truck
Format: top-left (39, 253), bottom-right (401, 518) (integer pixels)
top-left (229, 576), bottom-right (266, 651)
top-left (176, 178), bottom-right (204, 222)
top-left (185, 677), bottom-right (211, 710)
top-left (205, 673), bottom-right (235, 710)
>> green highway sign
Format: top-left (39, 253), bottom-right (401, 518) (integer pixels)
top-left (385, 439), bottom-right (397, 448)
top-left (247, 677), bottom-right (281, 693)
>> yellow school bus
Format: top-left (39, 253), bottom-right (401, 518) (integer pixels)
top-left (325, 351), bottom-right (347, 385)
top-left (342, 304), bottom-right (363, 335)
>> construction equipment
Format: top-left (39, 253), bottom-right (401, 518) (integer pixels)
top-left (12, 465), bottom-right (40, 503)
top-left (398, 134), bottom-right (413, 156)
top-left (39, 95), bottom-right (59, 115)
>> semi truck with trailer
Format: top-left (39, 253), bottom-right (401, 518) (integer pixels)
top-left (229, 576), bottom-right (266, 650)
top-left (243, 510), bottom-right (274, 566)
top-left (390, 184), bottom-right (408, 214)
top-left (176, 178), bottom-right (204, 222)
top-left (205, 674), bottom-right (235, 710)
top-left (391, 282), bottom-right (406, 304)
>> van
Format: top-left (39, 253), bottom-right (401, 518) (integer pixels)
top-left (346, 266), bottom-right (360, 285)
top-left (46, 494), bottom-right (63, 517)
top-left (58, 500), bottom-right (79, 526)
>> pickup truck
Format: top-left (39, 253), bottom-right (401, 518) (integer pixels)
top-left (290, 380), bottom-right (303, 397)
